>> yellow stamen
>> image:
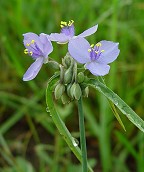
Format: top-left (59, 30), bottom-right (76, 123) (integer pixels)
top-left (90, 44), bottom-right (94, 48)
top-left (24, 49), bottom-right (28, 54)
top-left (26, 43), bottom-right (30, 46)
top-left (31, 40), bottom-right (35, 44)
top-left (88, 49), bottom-right (91, 52)
top-left (101, 50), bottom-right (105, 52)
top-left (96, 42), bottom-right (102, 47)
top-left (60, 24), bottom-right (64, 28)
top-left (68, 20), bottom-right (74, 26)
top-left (30, 51), bottom-right (33, 56)
top-left (61, 21), bottom-right (67, 25)
top-left (60, 21), bottom-right (68, 28)
top-left (68, 22), bottom-right (71, 26)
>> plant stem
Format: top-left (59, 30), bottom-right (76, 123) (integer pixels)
top-left (46, 74), bottom-right (93, 172)
top-left (78, 96), bottom-right (88, 172)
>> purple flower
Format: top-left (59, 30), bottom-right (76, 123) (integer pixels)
top-left (49, 20), bottom-right (98, 44)
top-left (68, 37), bottom-right (120, 76)
top-left (23, 33), bottom-right (53, 81)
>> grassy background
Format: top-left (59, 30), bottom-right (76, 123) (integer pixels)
top-left (0, 0), bottom-right (144, 171)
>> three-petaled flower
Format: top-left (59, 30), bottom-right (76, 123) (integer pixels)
top-left (49, 20), bottom-right (98, 44)
top-left (68, 37), bottom-right (120, 76)
top-left (23, 33), bottom-right (53, 81)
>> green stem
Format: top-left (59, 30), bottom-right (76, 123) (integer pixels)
top-left (46, 74), bottom-right (93, 172)
top-left (78, 97), bottom-right (88, 172)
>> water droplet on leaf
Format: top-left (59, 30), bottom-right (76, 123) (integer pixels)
top-left (72, 137), bottom-right (79, 147)
top-left (46, 107), bottom-right (50, 113)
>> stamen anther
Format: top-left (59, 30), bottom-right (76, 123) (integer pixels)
top-left (30, 51), bottom-right (33, 56)
top-left (90, 44), bottom-right (94, 48)
top-left (24, 49), bottom-right (28, 54)
top-left (68, 20), bottom-right (74, 26)
top-left (96, 43), bottom-right (102, 47)
top-left (31, 40), bottom-right (35, 44)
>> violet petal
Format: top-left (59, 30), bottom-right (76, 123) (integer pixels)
top-left (77, 24), bottom-right (98, 38)
top-left (23, 32), bottom-right (43, 52)
top-left (39, 33), bottom-right (53, 58)
top-left (68, 37), bottom-right (91, 64)
top-left (23, 57), bottom-right (44, 81)
top-left (97, 40), bottom-right (120, 64)
top-left (85, 62), bottom-right (110, 76)
top-left (49, 33), bottom-right (70, 43)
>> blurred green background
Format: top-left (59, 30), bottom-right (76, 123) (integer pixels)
top-left (0, 0), bottom-right (144, 171)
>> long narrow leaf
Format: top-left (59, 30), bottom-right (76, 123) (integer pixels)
top-left (86, 79), bottom-right (144, 133)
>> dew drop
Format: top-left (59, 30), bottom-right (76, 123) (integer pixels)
top-left (46, 107), bottom-right (50, 113)
top-left (72, 137), bottom-right (79, 147)
top-left (126, 114), bottom-right (131, 118)
top-left (95, 86), bottom-right (101, 92)
top-left (114, 100), bottom-right (118, 106)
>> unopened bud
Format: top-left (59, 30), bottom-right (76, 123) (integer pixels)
top-left (70, 83), bottom-right (76, 98)
top-left (77, 72), bottom-right (85, 83)
top-left (54, 83), bottom-right (65, 99)
top-left (64, 68), bottom-right (73, 84)
top-left (67, 83), bottom-right (73, 98)
top-left (70, 83), bottom-right (82, 100)
top-left (61, 93), bottom-right (70, 104)
top-left (47, 61), bottom-right (60, 70)
top-left (74, 83), bottom-right (82, 100)
top-left (82, 86), bottom-right (89, 97)
top-left (62, 52), bottom-right (72, 68)
top-left (65, 57), bottom-right (71, 67)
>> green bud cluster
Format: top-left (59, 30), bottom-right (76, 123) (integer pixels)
top-left (54, 53), bottom-right (89, 103)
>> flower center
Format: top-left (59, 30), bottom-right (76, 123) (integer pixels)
top-left (60, 20), bottom-right (75, 37)
top-left (24, 39), bottom-right (42, 57)
top-left (88, 43), bottom-right (105, 61)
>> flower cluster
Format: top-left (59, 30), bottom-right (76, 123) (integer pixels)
top-left (22, 20), bottom-right (120, 81)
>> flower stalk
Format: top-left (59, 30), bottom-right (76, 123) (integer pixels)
top-left (78, 96), bottom-right (88, 172)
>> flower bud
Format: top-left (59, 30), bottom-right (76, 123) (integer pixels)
top-left (61, 93), bottom-right (70, 104)
top-left (70, 83), bottom-right (82, 100)
top-left (54, 83), bottom-right (65, 99)
top-left (74, 83), bottom-right (82, 100)
top-left (65, 57), bottom-right (71, 67)
top-left (77, 72), bottom-right (85, 83)
top-left (82, 86), bottom-right (89, 97)
top-left (47, 61), bottom-right (60, 70)
top-left (70, 83), bottom-right (76, 98)
top-left (66, 83), bottom-right (73, 98)
top-left (62, 53), bottom-right (72, 68)
top-left (64, 67), bottom-right (73, 84)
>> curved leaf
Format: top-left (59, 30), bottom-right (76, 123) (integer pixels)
top-left (46, 74), bottom-right (93, 172)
